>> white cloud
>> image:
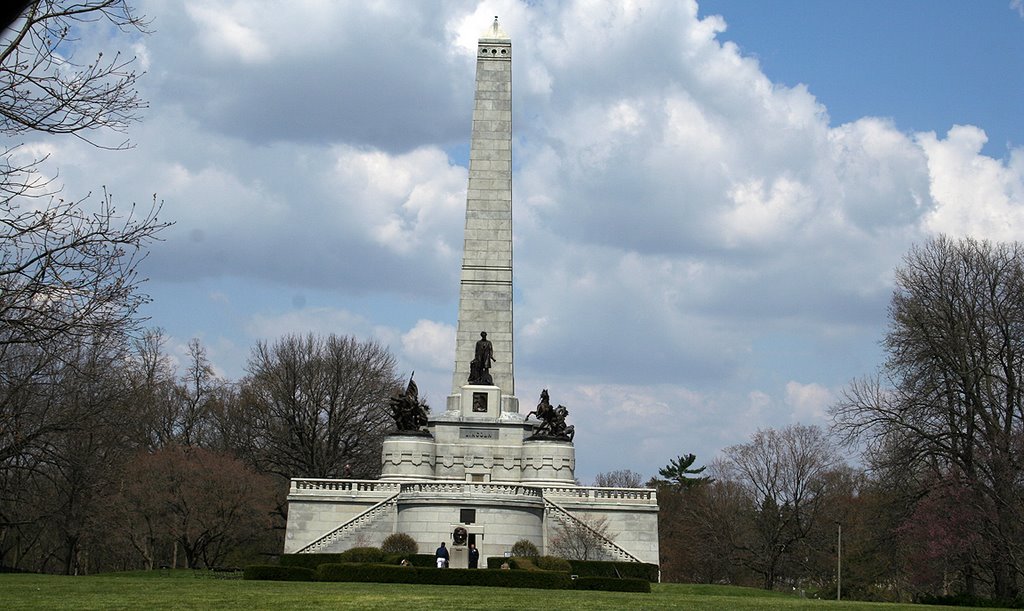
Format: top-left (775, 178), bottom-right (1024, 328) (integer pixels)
top-left (401, 320), bottom-right (456, 370)
top-left (26, 0), bottom-right (1024, 479)
top-left (721, 176), bottom-right (815, 246)
top-left (185, 4), bottom-right (272, 64)
top-left (784, 381), bottom-right (834, 423)
top-left (329, 146), bottom-right (467, 257)
top-left (918, 126), bottom-right (1024, 241)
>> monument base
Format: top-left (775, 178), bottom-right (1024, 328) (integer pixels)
top-left (446, 385), bottom-right (520, 419)
top-left (380, 434), bottom-right (437, 480)
top-left (520, 437), bottom-right (576, 484)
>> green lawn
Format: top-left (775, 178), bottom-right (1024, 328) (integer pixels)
top-left (0, 571), bottom-right (997, 610)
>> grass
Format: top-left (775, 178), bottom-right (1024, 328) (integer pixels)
top-left (0, 571), bottom-right (1001, 610)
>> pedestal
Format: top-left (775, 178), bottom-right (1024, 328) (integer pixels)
top-left (380, 433), bottom-right (436, 480)
top-left (449, 545), bottom-right (468, 568)
top-left (520, 438), bottom-right (576, 484)
top-left (446, 385), bottom-right (520, 419)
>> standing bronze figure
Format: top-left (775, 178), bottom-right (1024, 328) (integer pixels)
top-left (468, 331), bottom-right (496, 385)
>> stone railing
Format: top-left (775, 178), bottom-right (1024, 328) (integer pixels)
top-left (541, 485), bottom-right (658, 505)
top-left (400, 481), bottom-right (542, 498)
top-left (296, 493), bottom-right (400, 554)
top-left (544, 496), bottom-right (643, 563)
top-left (290, 478), bottom-right (656, 506)
top-left (290, 479), bottom-right (402, 494)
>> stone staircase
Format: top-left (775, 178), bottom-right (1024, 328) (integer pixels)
top-left (296, 493), bottom-right (399, 554)
top-left (543, 497), bottom-right (642, 563)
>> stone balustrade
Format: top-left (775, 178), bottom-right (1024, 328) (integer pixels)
top-left (400, 481), bottom-right (542, 498)
top-left (290, 478), bottom-right (656, 506)
top-left (541, 485), bottom-right (658, 505)
top-left (290, 478), bottom-right (655, 503)
top-left (290, 479), bottom-right (402, 494)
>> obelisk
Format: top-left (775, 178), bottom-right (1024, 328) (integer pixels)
top-left (449, 18), bottom-right (516, 413)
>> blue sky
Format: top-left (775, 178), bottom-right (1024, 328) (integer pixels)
top-left (22, 0), bottom-right (1024, 483)
top-left (702, 0), bottom-right (1024, 154)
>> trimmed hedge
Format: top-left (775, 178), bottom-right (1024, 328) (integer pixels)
top-left (918, 593), bottom-right (1024, 608)
top-left (402, 553), bottom-right (438, 568)
top-left (279, 553), bottom-right (345, 571)
top-left (485, 557), bottom-right (657, 582)
top-left (574, 576), bottom-right (651, 592)
top-left (281, 552), bottom-right (436, 570)
top-left (243, 565), bottom-right (315, 581)
top-left (567, 559), bottom-right (659, 582)
top-left (339, 547), bottom-right (385, 563)
top-left (249, 559), bottom-right (649, 592)
top-left (486, 556), bottom-right (528, 570)
top-left (316, 562), bottom-right (572, 590)
top-left (536, 556), bottom-right (572, 572)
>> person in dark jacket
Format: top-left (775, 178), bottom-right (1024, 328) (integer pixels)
top-left (435, 542), bottom-right (449, 568)
top-left (468, 543), bottom-right (480, 568)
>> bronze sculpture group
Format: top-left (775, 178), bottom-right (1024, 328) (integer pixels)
top-left (525, 389), bottom-right (575, 441)
top-left (390, 334), bottom-right (574, 443)
top-left (390, 373), bottom-right (430, 433)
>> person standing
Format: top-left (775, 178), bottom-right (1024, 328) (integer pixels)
top-left (468, 543), bottom-right (480, 569)
top-left (435, 542), bottom-right (449, 568)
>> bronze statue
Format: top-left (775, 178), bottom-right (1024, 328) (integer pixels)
top-left (468, 331), bottom-right (496, 385)
top-left (525, 389), bottom-right (574, 441)
top-left (389, 373), bottom-right (430, 433)
top-left (526, 389), bottom-right (553, 422)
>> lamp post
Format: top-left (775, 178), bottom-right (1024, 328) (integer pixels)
top-left (836, 521), bottom-right (842, 601)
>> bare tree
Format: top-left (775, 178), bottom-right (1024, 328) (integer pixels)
top-left (0, 0), bottom-right (167, 469)
top-left (593, 469), bottom-right (643, 488)
top-left (0, 0), bottom-right (162, 351)
top-left (549, 513), bottom-right (613, 561)
top-left (125, 328), bottom-right (181, 450)
top-left (176, 338), bottom-right (218, 446)
top-left (833, 236), bottom-right (1024, 600)
top-left (242, 333), bottom-right (400, 479)
top-left (0, 1), bottom-right (148, 147)
top-left (717, 424), bottom-right (840, 590)
top-left (118, 445), bottom-right (274, 569)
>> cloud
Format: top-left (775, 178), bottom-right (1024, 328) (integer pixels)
top-left (918, 125), bottom-right (1024, 240)
top-left (185, 4), bottom-right (272, 64)
top-left (784, 381), bottom-right (834, 423)
top-left (145, 0), bottom-right (475, 150)
top-left (25, 0), bottom-right (1024, 480)
top-left (246, 307), bottom-right (378, 342)
top-left (401, 320), bottom-right (456, 370)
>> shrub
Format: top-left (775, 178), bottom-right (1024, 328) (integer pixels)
top-left (536, 556), bottom-right (572, 572)
top-left (316, 563), bottom-right (572, 589)
top-left (243, 565), bottom-right (315, 581)
top-left (279, 553), bottom-right (344, 571)
top-left (381, 533), bottom-right (418, 555)
top-left (280, 550), bottom-right (433, 571)
top-left (511, 557), bottom-right (538, 571)
top-left (484, 556), bottom-right (535, 570)
top-left (567, 559), bottom-right (659, 582)
top-left (918, 593), bottom-right (1024, 608)
top-left (317, 563), bottom-right (412, 584)
top-left (574, 576), bottom-right (650, 592)
top-left (403, 554), bottom-right (437, 568)
top-left (511, 539), bottom-right (539, 559)
top-left (338, 547), bottom-right (385, 563)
